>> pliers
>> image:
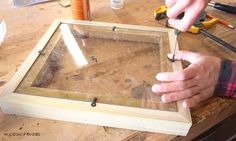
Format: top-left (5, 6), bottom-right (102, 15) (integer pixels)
top-left (153, 6), bottom-right (236, 53)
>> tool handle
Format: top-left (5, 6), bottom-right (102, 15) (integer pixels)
top-left (200, 29), bottom-right (236, 53)
top-left (214, 2), bottom-right (236, 14)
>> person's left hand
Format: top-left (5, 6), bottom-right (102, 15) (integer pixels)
top-left (152, 51), bottom-right (221, 108)
top-left (165, 0), bottom-right (209, 31)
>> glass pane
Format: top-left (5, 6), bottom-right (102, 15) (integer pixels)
top-left (15, 22), bottom-right (177, 112)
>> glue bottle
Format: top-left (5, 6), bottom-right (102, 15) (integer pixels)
top-left (110, 0), bottom-right (124, 9)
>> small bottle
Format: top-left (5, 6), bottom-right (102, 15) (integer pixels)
top-left (110, 0), bottom-right (124, 9)
top-left (71, 0), bottom-right (90, 20)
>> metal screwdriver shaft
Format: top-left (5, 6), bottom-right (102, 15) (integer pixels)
top-left (172, 29), bottom-right (181, 62)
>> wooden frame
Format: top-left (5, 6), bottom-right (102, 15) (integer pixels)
top-left (0, 19), bottom-right (191, 136)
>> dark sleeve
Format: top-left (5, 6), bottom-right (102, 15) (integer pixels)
top-left (214, 60), bottom-right (236, 99)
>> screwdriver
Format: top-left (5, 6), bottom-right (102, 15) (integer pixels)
top-left (208, 1), bottom-right (236, 14)
top-left (171, 29), bottom-right (181, 62)
top-left (171, 13), bottom-right (184, 62)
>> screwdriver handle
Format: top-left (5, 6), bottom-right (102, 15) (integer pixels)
top-left (209, 2), bottom-right (236, 14)
top-left (200, 29), bottom-right (236, 53)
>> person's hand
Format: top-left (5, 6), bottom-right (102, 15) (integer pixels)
top-left (152, 51), bottom-right (221, 108)
top-left (166, 0), bottom-right (210, 31)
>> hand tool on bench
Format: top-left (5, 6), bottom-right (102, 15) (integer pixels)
top-left (187, 11), bottom-right (236, 53)
top-left (153, 5), bottom-right (167, 21)
top-left (154, 6), bottom-right (236, 53)
top-left (206, 14), bottom-right (235, 29)
top-left (154, 5), bottom-right (234, 29)
top-left (208, 1), bottom-right (236, 14)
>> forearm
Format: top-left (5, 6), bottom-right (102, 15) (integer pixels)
top-left (214, 60), bottom-right (236, 99)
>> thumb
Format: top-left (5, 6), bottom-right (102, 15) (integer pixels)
top-left (167, 50), bottom-right (201, 63)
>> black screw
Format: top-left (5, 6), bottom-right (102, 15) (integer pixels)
top-left (38, 50), bottom-right (45, 55)
top-left (112, 26), bottom-right (117, 31)
top-left (172, 54), bottom-right (175, 62)
top-left (167, 55), bottom-right (175, 62)
top-left (91, 97), bottom-right (97, 107)
top-left (91, 56), bottom-right (98, 62)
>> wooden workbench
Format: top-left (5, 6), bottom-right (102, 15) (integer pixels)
top-left (0, 0), bottom-right (235, 140)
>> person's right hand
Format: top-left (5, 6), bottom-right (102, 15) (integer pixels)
top-left (152, 51), bottom-right (221, 108)
top-left (166, 0), bottom-right (210, 31)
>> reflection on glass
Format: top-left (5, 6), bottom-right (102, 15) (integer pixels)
top-left (60, 24), bottom-right (88, 67)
